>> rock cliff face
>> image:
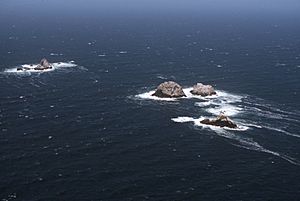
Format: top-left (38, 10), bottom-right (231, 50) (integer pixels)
top-left (200, 113), bottom-right (237, 128)
top-left (152, 81), bottom-right (186, 98)
top-left (190, 83), bottom-right (216, 96)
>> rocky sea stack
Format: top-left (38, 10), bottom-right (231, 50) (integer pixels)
top-left (200, 113), bottom-right (237, 128)
top-left (190, 83), bottom-right (217, 96)
top-left (34, 58), bottom-right (52, 70)
top-left (152, 81), bottom-right (186, 98)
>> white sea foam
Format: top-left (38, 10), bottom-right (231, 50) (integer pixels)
top-left (206, 104), bottom-right (243, 116)
top-left (193, 90), bottom-right (244, 116)
top-left (172, 116), bottom-right (249, 136)
top-left (52, 61), bottom-right (77, 68)
top-left (263, 126), bottom-right (300, 138)
top-left (195, 101), bottom-right (213, 107)
top-left (3, 61), bottom-right (77, 74)
top-left (172, 116), bottom-right (299, 165)
top-left (136, 88), bottom-right (246, 119)
top-left (136, 90), bottom-right (178, 101)
top-left (156, 75), bottom-right (168, 80)
top-left (243, 103), bottom-right (300, 125)
top-left (171, 116), bottom-right (195, 123)
top-left (240, 122), bottom-right (263, 129)
top-left (232, 141), bottom-right (300, 166)
top-left (171, 116), bottom-right (248, 132)
top-left (214, 90), bottom-right (244, 103)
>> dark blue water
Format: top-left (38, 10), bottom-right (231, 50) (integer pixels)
top-left (1, 1), bottom-right (300, 200)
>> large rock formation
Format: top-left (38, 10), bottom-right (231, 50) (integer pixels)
top-left (152, 81), bottom-right (186, 98)
top-left (200, 113), bottom-right (237, 128)
top-left (190, 83), bottom-right (217, 96)
top-left (34, 58), bottom-right (52, 70)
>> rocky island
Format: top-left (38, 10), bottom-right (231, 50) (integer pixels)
top-left (190, 83), bottom-right (217, 96)
top-left (200, 112), bottom-right (237, 128)
top-left (152, 81), bottom-right (186, 98)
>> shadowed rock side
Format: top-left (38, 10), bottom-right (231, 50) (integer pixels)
top-left (152, 81), bottom-right (186, 98)
top-left (200, 113), bottom-right (237, 128)
top-left (190, 83), bottom-right (217, 96)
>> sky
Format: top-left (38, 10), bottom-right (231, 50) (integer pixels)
top-left (0, 0), bottom-right (299, 30)
top-left (1, 0), bottom-right (300, 16)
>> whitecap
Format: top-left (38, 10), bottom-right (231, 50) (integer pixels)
top-left (171, 117), bottom-right (196, 123)
top-left (52, 62), bottom-right (77, 68)
top-left (195, 101), bottom-right (214, 107)
top-left (50, 53), bottom-right (63, 56)
top-left (214, 90), bottom-right (244, 103)
top-left (206, 104), bottom-right (243, 116)
top-left (156, 75), bottom-right (168, 80)
top-left (239, 122), bottom-right (262, 129)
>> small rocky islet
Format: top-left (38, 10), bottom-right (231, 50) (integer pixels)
top-left (152, 81), bottom-right (237, 129)
top-left (152, 81), bottom-right (186, 98)
top-left (200, 113), bottom-right (238, 129)
top-left (190, 83), bottom-right (217, 96)
top-left (17, 58), bottom-right (53, 71)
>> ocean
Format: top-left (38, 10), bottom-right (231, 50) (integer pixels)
top-left (0, 1), bottom-right (300, 200)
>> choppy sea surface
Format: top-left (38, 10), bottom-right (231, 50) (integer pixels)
top-left (0, 1), bottom-right (300, 200)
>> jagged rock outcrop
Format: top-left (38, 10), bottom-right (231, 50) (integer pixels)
top-left (152, 81), bottom-right (186, 98)
top-left (17, 58), bottom-right (52, 71)
top-left (190, 83), bottom-right (216, 96)
top-left (200, 113), bottom-right (237, 128)
top-left (34, 58), bottom-right (52, 70)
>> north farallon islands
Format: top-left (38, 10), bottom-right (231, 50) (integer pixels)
top-left (151, 81), bottom-right (237, 129)
top-left (136, 81), bottom-right (300, 165)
